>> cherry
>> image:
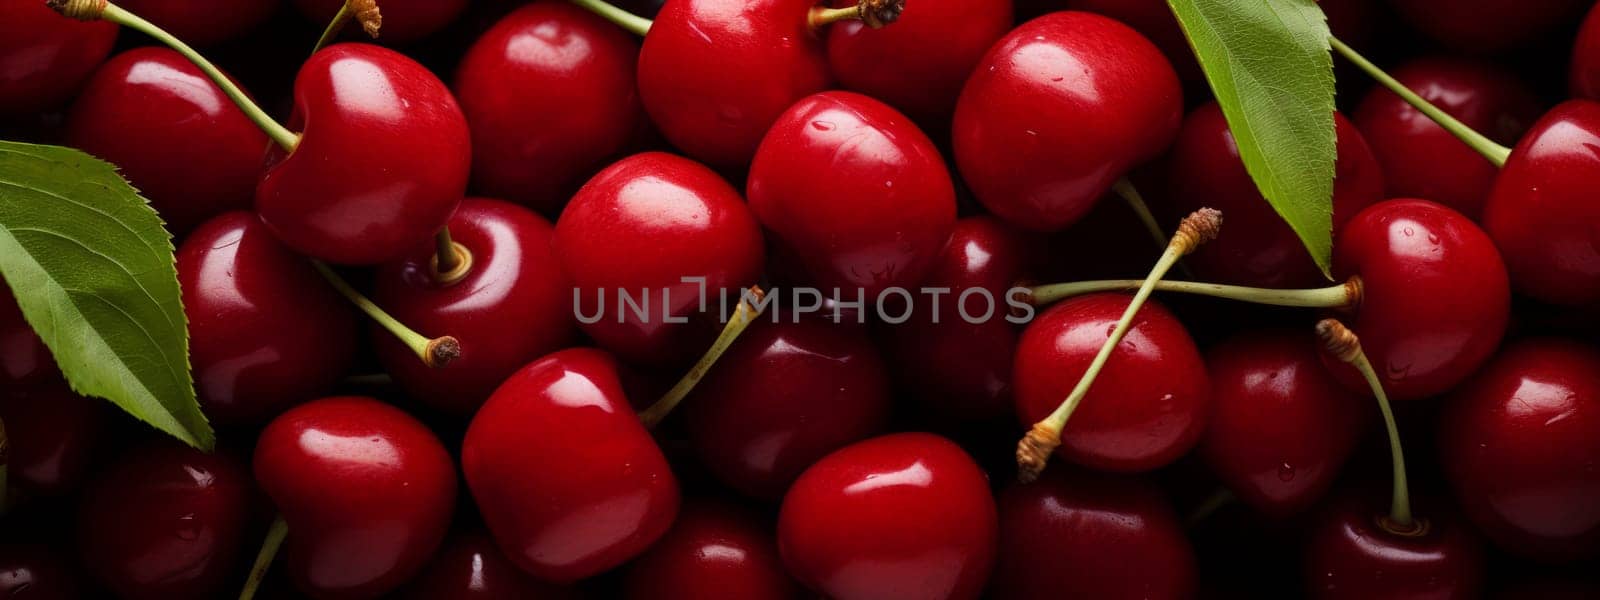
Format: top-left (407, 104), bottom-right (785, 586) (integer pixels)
top-left (370, 198), bottom-right (575, 416)
top-left (991, 467), bottom-right (1198, 599)
top-left (1574, 3), bottom-right (1600, 100)
top-left (778, 432), bottom-right (996, 600)
top-left (292, 0), bottom-right (466, 44)
top-left (0, 0), bottom-right (116, 116)
top-left (1438, 338), bottom-right (1600, 563)
top-left (685, 315), bottom-right (892, 500)
top-left (77, 441), bottom-right (255, 600)
top-left (0, 274), bottom-right (54, 386)
top-left (1302, 490), bottom-right (1486, 599)
top-left (623, 499), bottom-right (801, 599)
top-left (747, 91), bottom-right (956, 298)
top-left (117, 0), bottom-right (278, 46)
top-left (0, 544), bottom-right (79, 600)
top-left (1386, 0), bottom-right (1589, 54)
top-left (178, 211), bottom-right (357, 425)
top-left (462, 348), bottom-right (678, 582)
top-left (554, 152), bottom-right (764, 366)
top-left (400, 530), bottom-right (580, 600)
top-left (1352, 57), bottom-right (1539, 220)
top-left (253, 396), bottom-right (456, 598)
top-left (454, 1), bottom-right (644, 214)
top-left (952, 10), bottom-right (1183, 232)
top-left (0, 377), bottom-right (104, 498)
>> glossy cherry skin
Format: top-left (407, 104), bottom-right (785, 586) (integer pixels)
top-left (686, 315), bottom-right (892, 500)
top-left (1574, 4), bottom-right (1600, 100)
top-left (748, 91), bottom-right (956, 298)
top-left (1353, 58), bottom-right (1539, 220)
top-left (1328, 199), bottom-right (1509, 401)
top-left (454, 2), bottom-right (644, 214)
top-left (179, 212), bottom-right (358, 425)
top-left (623, 499), bottom-right (801, 600)
top-left (118, 0), bottom-right (278, 46)
top-left (638, 0), bottom-right (830, 169)
top-left (1439, 339), bottom-right (1600, 563)
top-left (0, 0), bottom-right (116, 116)
top-left (462, 348), bottom-right (679, 582)
top-left (1481, 100), bottom-right (1600, 306)
top-left (778, 433), bottom-right (996, 600)
top-left (77, 441), bottom-right (254, 600)
top-left (0, 544), bottom-right (78, 599)
top-left (1014, 293), bottom-right (1209, 472)
top-left (371, 198), bottom-right (575, 415)
top-left (554, 152), bottom-right (765, 366)
top-left (1387, 0), bottom-right (1589, 53)
top-left (1162, 105), bottom-right (1384, 288)
top-left (292, 0), bottom-right (466, 44)
top-left (0, 273), bottom-right (52, 386)
top-left (255, 396), bottom-right (457, 599)
top-left (824, 0), bottom-right (1012, 126)
top-left (0, 378), bottom-right (104, 498)
top-left (256, 43), bottom-right (470, 265)
top-left (952, 11), bottom-right (1183, 232)
top-left (1303, 492), bottom-right (1486, 599)
top-left (992, 467), bottom-right (1197, 599)
top-left (400, 530), bottom-right (580, 600)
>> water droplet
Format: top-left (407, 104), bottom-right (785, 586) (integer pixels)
top-left (175, 514), bottom-right (199, 541)
top-left (1105, 323), bottom-right (1118, 337)
top-left (1277, 463), bottom-right (1296, 482)
top-left (1426, 233), bottom-right (1440, 245)
top-left (1402, 227), bottom-right (1415, 237)
top-left (1050, 76), bottom-right (1064, 82)
top-left (811, 120), bottom-right (835, 131)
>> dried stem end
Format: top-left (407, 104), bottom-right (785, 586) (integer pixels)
top-left (47, 0), bottom-right (107, 20)
top-left (1316, 318), bottom-right (1362, 364)
top-left (424, 336), bottom-right (461, 369)
top-left (1171, 207), bottom-right (1224, 255)
top-left (858, 0), bottom-right (905, 28)
top-left (1015, 424), bottom-right (1061, 484)
top-left (350, 0), bottom-right (381, 38)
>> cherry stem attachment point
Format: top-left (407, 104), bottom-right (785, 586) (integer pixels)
top-left (312, 0), bottom-right (381, 53)
top-left (1329, 36), bottom-right (1510, 168)
top-left (1027, 276), bottom-right (1361, 311)
top-left (236, 514), bottom-right (288, 600)
top-left (431, 229), bottom-right (472, 286)
top-left (311, 260), bottom-right (460, 369)
top-left (1316, 318), bottom-right (1420, 535)
top-left (1111, 177), bottom-right (1196, 280)
top-left (567, 0), bottom-right (652, 36)
top-left (1016, 208), bottom-right (1223, 483)
top-left (638, 286), bottom-right (767, 429)
top-left (810, 0), bottom-right (905, 29)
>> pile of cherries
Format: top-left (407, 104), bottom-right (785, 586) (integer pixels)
top-left (3, 0), bottom-right (1600, 598)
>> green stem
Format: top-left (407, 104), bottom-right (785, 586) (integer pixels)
top-left (237, 515), bottom-right (288, 600)
top-left (311, 260), bottom-right (460, 368)
top-left (637, 287), bottom-right (766, 428)
top-left (567, 0), bottom-right (652, 36)
top-left (1028, 278), bottom-right (1359, 309)
top-left (311, 2), bottom-right (352, 54)
top-left (1112, 177), bottom-right (1197, 281)
top-left (1330, 36), bottom-right (1510, 167)
top-left (1317, 319), bottom-right (1414, 531)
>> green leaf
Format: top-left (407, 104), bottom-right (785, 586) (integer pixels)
top-left (1168, 0), bottom-right (1338, 276)
top-left (0, 140), bottom-right (212, 450)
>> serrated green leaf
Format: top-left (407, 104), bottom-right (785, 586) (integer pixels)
top-left (0, 140), bottom-right (212, 451)
top-left (1169, 0), bottom-right (1338, 276)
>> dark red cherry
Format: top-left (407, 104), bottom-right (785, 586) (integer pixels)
top-left (1303, 491), bottom-right (1485, 599)
top-left (992, 467), bottom-right (1197, 599)
top-left (255, 396), bottom-right (456, 598)
top-left (952, 11), bottom-right (1183, 232)
top-left (0, 378), bottom-right (104, 498)
top-left (1386, 0), bottom-right (1588, 54)
top-left (1199, 330), bottom-right (1368, 519)
top-left (0, 0), bottom-right (116, 116)
top-left (1328, 199), bottom-right (1509, 401)
top-left (779, 433), bottom-right (996, 600)
top-left (623, 499), bottom-right (801, 600)
top-left (0, 274), bottom-right (53, 386)
top-left (0, 544), bottom-right (79, 600)
top-left (1439, 338), bottom-right (1600, 563)
top-left (454, 2), bottom-right (644, 214)
top-left (748, 91), bottom-right (955, 298)
top-left (1353, 57), bottom-right (1539, 220)
top-left (823, 0), bottom-right (1011, 126)
top-left (554, 152), bottom-right (764, 365)
top-left (462, 348), bottom-right (678, 582)
top-left (118, 0), bottom-right (278, 46)
top-left (1162, 105), bottom-right (1384, 289)
top-left (292, 0), bottom-right (466, 44)
top-left (400, 530), bottom-right (580, 600)
top-left (686, 315), bottom-right (892, 500)
top-left (371, 198), bottom-right (574, 415)
top-left (179, 212), bottom-right (357, 425)
top-left (1013, 293), bottom-right (1209, 472)
top-left (1574, 3), bottom-right (1600, 100)
top-left (1481, 100), bottom-right (1600, 306)
top-left (77, 441), bottom-right (254, 600)
top-left (256, 43), bottom-right (470, 265)
top-left (638, 0), bottom-right (830, 169)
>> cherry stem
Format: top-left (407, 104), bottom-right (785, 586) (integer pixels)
top-left (312, 3), bottom-right (350, 53)
top-left (1016, 208), bottom-right (1223, 483)
top-left (1329, 36), bottom-right (1510, 168)
top-left (236, 515), bottom-right (288, 600)
top-left (567, 0), bottom-right (652, 36)
top-left (1111, 177), bottom-right (1196, 280)
top-left (809, 0), bottom-right (905, 29)
top-left (637, 286), bottom-right (767, 429)
top-left (1316, 319), bottom-right (1417, 533)
top-left (1028, 277), bottom-right (1360, 310)
top-left (310, 260), bottom-right (461, 368)
top-left (430, 229), bottom-right (472, 286)
top-left (311, 0), bottom-right (381, 53)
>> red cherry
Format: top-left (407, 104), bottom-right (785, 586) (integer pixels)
top-left (1352, 57), bottom-right (1539, 220)
top-left (991, 467), bottom-right (1198, 599)
top-left (554, 152), bottom-right (764, 365)
top-left (1013, 293), bottom-right (1209, 472)
top-left (77, 441), bottom-right (255, 600)
top-left (1481, 100), bottom-right (1600, 306)
top-left (292, 0), bottom-right (466, 44)
top-left (400, 530), bottom-right (580, 600)
top-left (0, 0), bottom-right (116, 116)
top-left (778, 432), bottom-right (997, 600)
top-left (454, 2), bottom-right (644, 214)
top-left (462, 348), bottom-right (679, 582)
top-left (1386, 0), bottom-right (1588, 54)
top-left (0, 377), bottom-right (105, 498)
top-left (179, 212), bottom-right (358, 425)
top-left (0, 274), bottom-right (53, 386)
top-left (1439, 338), bottom-right (1600, 563)
top-left (1302, 491), bottom-right (1485, 599)
top-left (952, 11), bottom-right (1183, 232)
top-left (623, 499), bottom-right (802, 600)
top-left (255, 396), bottom-right (457, 598)
top-left (1328, 199), bottom-right (1509, 401)
top-left (1574, 3), bottom-right (1600, 100)
top-left (748, 91), bottom-right (956, 298)
top-left (256, 43), bottom-right (470, 265)
top-left (686, 316), bottom-right (892, 500)
top-left (1199, 330), bottom-right (1368, 519)
top-left (0, 544), bottom-right (79, 600)
top-left (117, 0), bottom-right (278, 46)
top-left (371, 198), bottom-right (575, 415)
